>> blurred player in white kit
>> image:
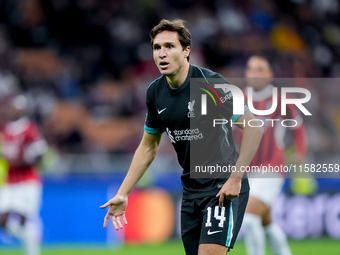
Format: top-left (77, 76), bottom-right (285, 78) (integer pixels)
top-left (240, 55), bottom-right (307, 255)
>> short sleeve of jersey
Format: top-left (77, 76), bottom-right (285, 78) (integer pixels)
top-left (24, 123), bottom-right (47, 159)
top-left (144, 86), bottom-right (162, 134)
top-left (217, 89), bottom-right (248, 121)
top-left (208, 73), bottom-right (248, 122)
top-left (26, 124), bottom-right (42, 143)
top-left (283, 95), bottom-right (299, 119)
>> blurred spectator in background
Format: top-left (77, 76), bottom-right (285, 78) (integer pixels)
top-left (0, 94), bottom-right (47, 255)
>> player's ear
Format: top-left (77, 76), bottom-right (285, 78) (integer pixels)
top-left (184, 46), bottom-right (191, 58)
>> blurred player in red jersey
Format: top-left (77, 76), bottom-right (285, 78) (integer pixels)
top-left (240, 56), bottom-right (307, 255)
top-left (0, 94), bottom-right (47, 255)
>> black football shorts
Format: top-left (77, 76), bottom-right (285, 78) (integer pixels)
top-left (181, 191), bottom-right (249, 255)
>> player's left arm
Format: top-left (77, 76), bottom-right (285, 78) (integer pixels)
top-left (286, 104), bottom-right (307, 163)
top-left (217, 111), bottom-right (263, 206)
top-left (291, 124), bottom-right (307, 163)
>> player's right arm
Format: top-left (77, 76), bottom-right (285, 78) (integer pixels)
top-left (100, 131), bottom-right (162, 229)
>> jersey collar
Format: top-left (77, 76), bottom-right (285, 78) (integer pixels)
top-left (166, 64), bottom-right (193, 95)
top-left (246, 84), bottom-right (274, 101)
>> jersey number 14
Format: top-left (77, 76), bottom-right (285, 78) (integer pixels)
top-left (205, 206), bottom-right (226, 228)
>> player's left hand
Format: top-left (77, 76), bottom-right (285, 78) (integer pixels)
top-left (216, 178), bottom-right (241, 207)
top-left (100, 195), bottom-right (128, 230)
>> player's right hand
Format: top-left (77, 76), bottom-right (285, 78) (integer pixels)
top-left (100, 195), bottom-right (128, 230)
top-left (216, 178), bottom-right (241, 207)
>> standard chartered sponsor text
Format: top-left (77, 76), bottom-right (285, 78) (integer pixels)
top-left (173, 128), bottom-right (203, 141)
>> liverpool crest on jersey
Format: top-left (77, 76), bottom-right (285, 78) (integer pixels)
top-left (187, 100), bottom-right (195, 118)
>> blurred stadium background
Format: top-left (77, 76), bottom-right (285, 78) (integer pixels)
top-left (0, 0), bottom-right (339, 254)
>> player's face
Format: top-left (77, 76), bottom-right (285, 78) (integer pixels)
top-left (153, 31), bottom-right (190, 80)
top-left (245, 57), bottom-right (273, 91)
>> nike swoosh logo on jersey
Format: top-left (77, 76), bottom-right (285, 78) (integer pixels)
top-left (207, 229), bottom-right (223, 235)
top-left (157, 108), bottom-right (167, 114)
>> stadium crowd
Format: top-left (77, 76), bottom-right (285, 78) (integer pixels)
top-left (0, 0), bottom-right (339, 167)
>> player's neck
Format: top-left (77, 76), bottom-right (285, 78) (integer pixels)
top-left (166, 61), bottom-right (190, 89)
top-left (254, 83), bottom-right (271, 92)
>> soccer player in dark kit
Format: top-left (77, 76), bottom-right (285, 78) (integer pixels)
top-left (100, 19), bottom-right (263, 255)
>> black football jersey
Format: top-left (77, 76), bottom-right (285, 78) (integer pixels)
top-left (145, 64), bottom-right (249, 199)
